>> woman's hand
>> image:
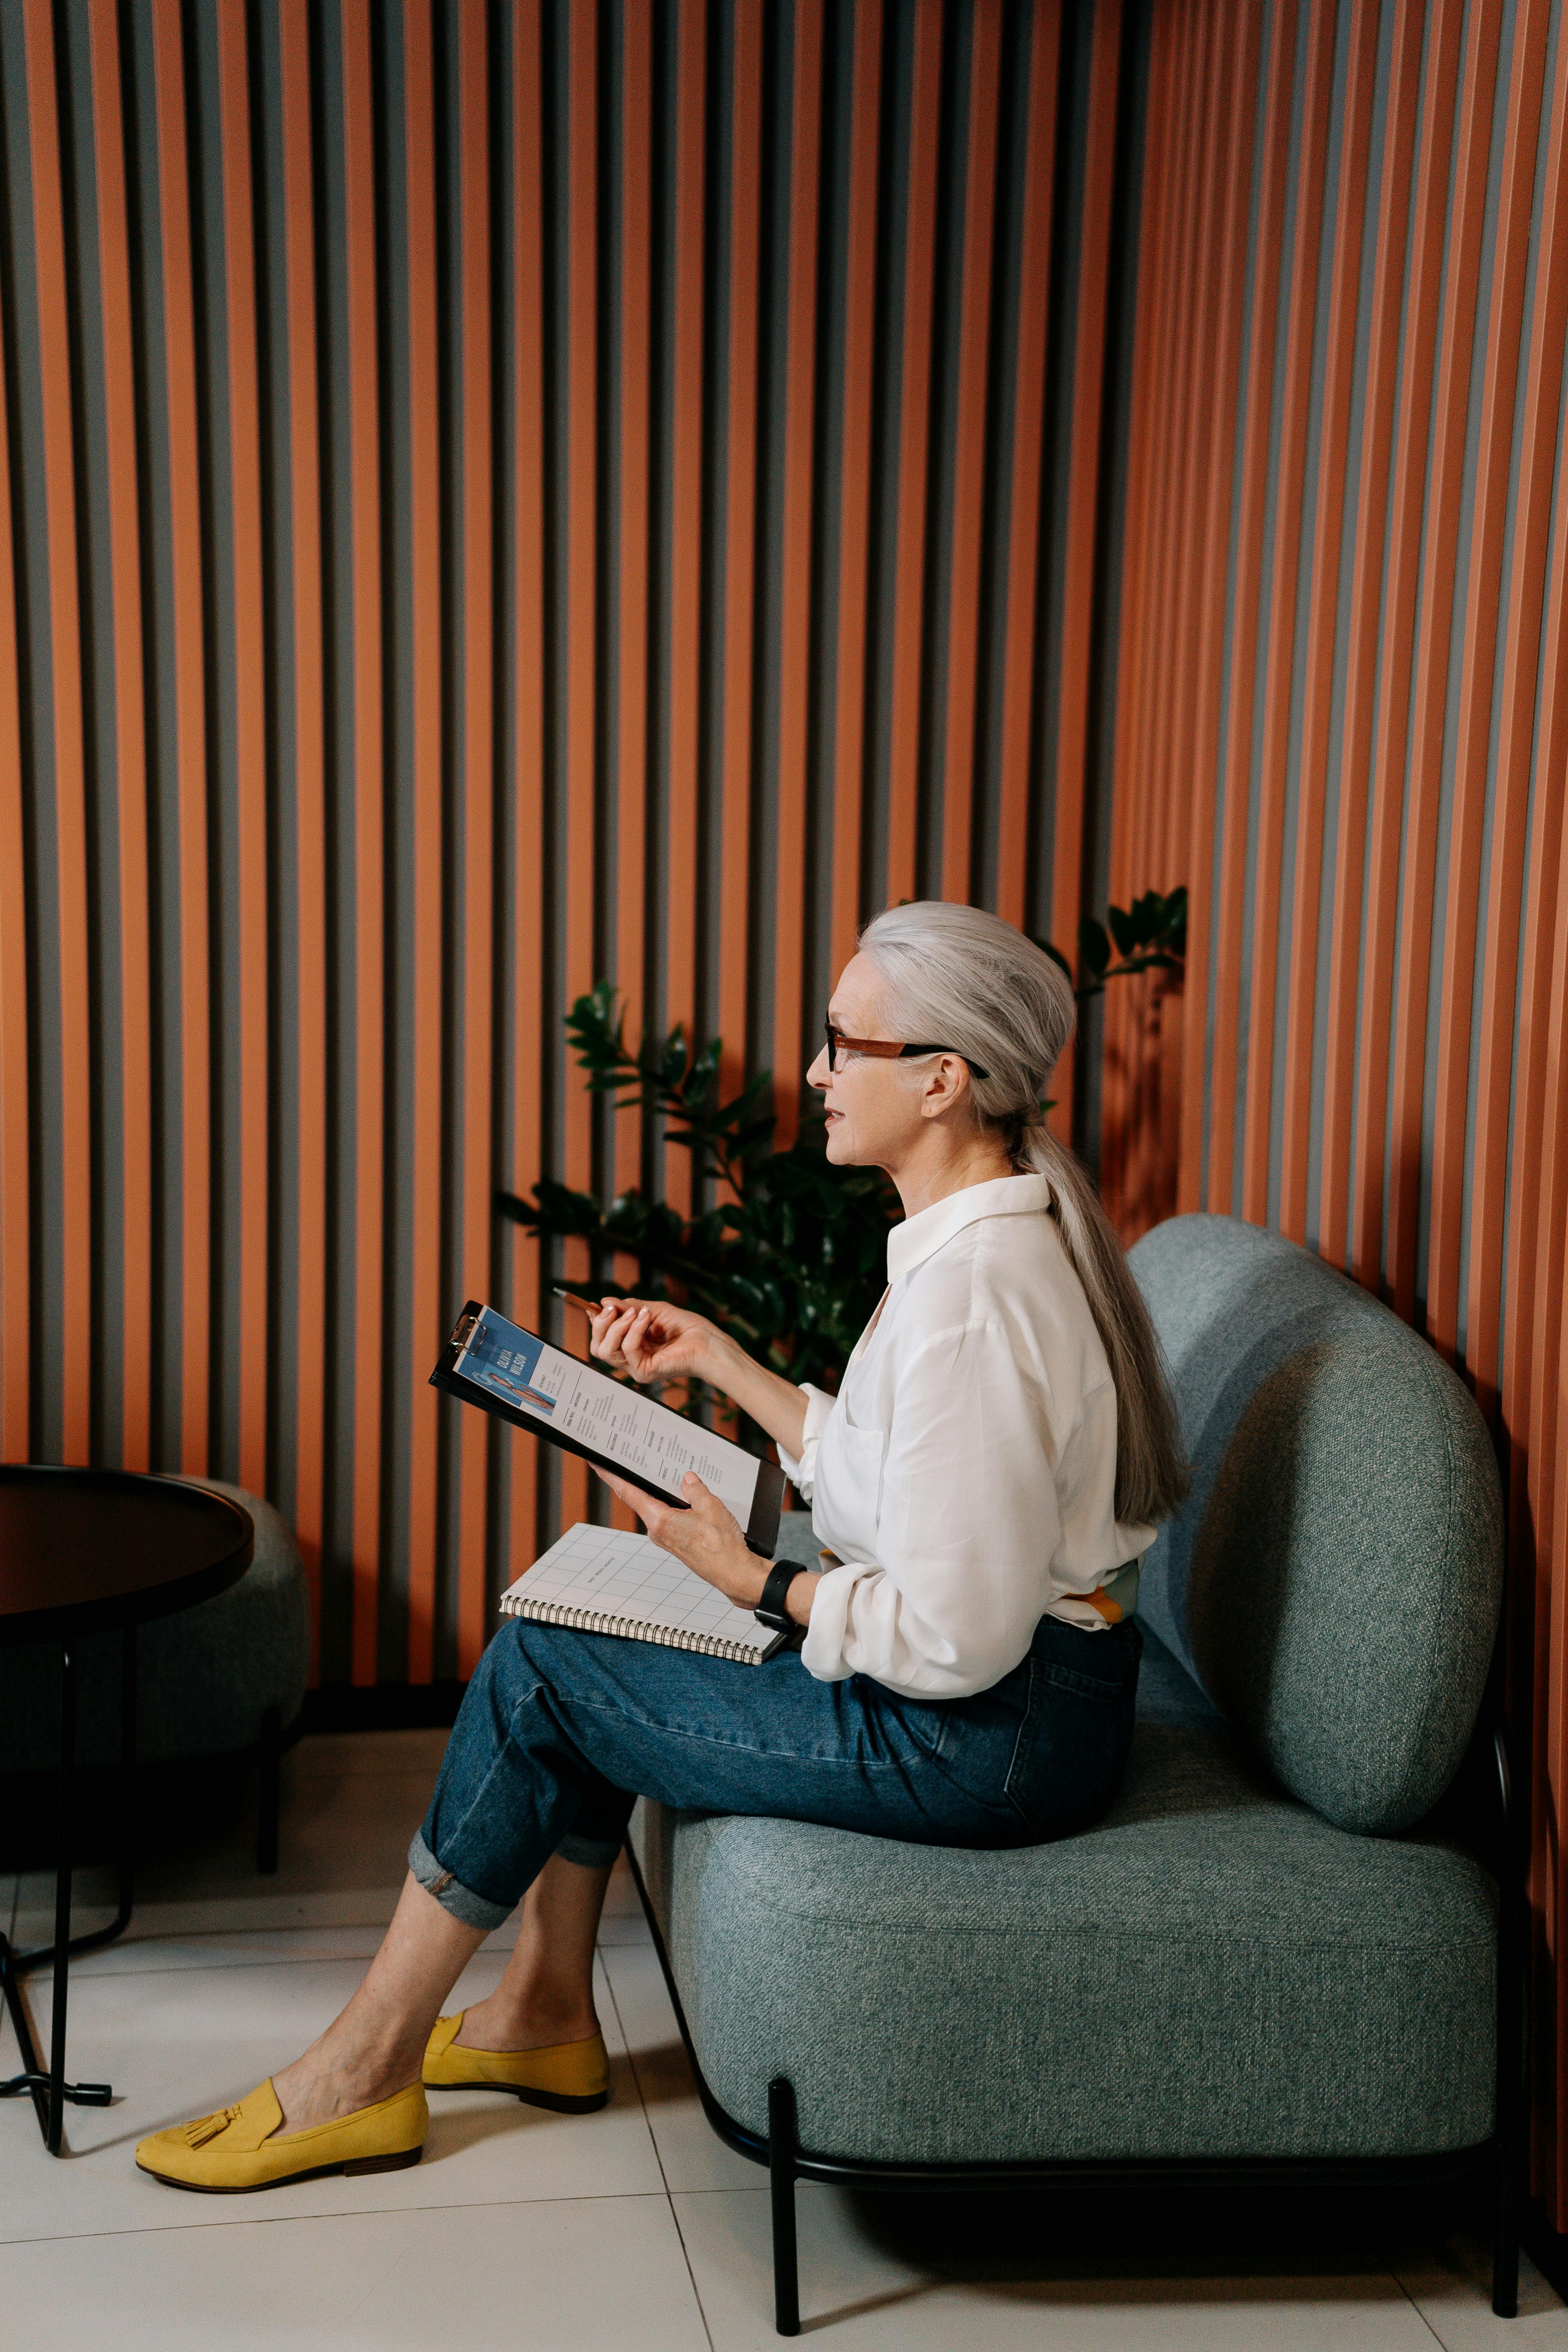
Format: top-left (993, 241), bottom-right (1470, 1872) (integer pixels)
top-left (587, 1297), bottom-right (722, 1390)
top-left (595, 1468), bottom-right (767, 1607)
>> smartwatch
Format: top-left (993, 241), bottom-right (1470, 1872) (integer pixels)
top-left (754, 1561), bottom-right (798, 1633)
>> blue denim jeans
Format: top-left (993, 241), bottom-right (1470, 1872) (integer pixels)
top-left (409, 1610), bottom-right (1143, 1930)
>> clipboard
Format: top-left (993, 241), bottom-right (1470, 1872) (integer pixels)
top-left (430, 1300), bottom-right (786, 1559)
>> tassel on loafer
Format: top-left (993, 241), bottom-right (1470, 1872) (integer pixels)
top-left (423, 2013), bottom-right (609, 2112)
top-left (135, 2078), bottom-right (427, 2192)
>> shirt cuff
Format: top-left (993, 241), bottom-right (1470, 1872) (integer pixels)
top-left (799, 1559), bottom-right (878, 1682)
top-left (776, 1383), bottom-right (835, 1501)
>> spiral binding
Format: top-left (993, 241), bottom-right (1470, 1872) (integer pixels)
top-left (500, 1592), bottom-right (767, 1664)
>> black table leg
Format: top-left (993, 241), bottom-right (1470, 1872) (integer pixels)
top-left (17, 1625), bottom-right (136, 1970)
top-left (0, 1637), bottom-right (113, 2149)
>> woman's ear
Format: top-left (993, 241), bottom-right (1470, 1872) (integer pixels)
top-left (919, 1054), bottom-right (971, 1121)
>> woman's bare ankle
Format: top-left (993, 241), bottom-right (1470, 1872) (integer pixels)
top-left (271, 2039), bottom-right (422, 2134)
top-left (455, 1986), bottom-right (598, 2054)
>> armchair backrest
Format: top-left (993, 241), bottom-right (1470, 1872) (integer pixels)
top-left (1127, 1214), bottom-right (1502, 1833)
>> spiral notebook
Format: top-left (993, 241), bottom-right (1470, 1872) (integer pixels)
top-left (500, 1523), bottom-right (789, 1664)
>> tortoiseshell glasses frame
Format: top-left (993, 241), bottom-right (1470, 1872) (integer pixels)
top-left (822, 1016), bottom-right (988, 1081)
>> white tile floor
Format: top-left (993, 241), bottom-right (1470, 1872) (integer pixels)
top-left (2, 1728), bottom-right (1564, 2350)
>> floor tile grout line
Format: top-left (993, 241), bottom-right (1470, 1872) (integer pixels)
top-left (0, 2187), bottom-right (678, 2250)
top-left (1386, 2250), bottom-right (1467, 2350)
top-left (598, 1934), bottom-right (716, 2352)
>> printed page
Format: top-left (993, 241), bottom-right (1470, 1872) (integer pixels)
top-left (457, 1306), bottom-right (761, 1523)
top-left (503, 1523), bottom-right (771, 1649)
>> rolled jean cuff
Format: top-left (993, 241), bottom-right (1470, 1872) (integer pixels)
top-left (407, 1829), bottom-right (514, 1932)
top-left (554, 1827), bottom-right (625, 1869)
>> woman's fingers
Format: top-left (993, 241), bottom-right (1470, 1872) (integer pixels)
top-left (593, 1467), bottom-right (669, 1540)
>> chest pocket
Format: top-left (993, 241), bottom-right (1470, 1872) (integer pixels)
top-left (817, 1413), bottom-right (886, 1559)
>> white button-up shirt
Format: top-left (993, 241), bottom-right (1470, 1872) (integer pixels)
top-left (780, 1172), bottom-right (1156, 1701)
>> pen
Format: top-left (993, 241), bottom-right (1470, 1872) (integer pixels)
top-left (552, 1287), bottom-right (601, 1313)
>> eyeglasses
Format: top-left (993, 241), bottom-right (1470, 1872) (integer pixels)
top-left (822, 1016), bottom-right (988, 1081)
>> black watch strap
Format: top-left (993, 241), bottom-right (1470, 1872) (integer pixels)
top-left (754, 1560), bottom-right (798, 1632)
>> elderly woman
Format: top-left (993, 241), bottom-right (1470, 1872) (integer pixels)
top-left (138, 900), bottom-right (1188, 2190)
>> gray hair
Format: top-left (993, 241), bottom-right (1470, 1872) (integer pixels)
top-left (857, 900), bottom-right (1191, 1529)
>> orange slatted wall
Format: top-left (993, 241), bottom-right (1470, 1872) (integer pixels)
top-left (11, 0), bottom-right (1568, 2222)
top-left (0, 0), bottom-right (1120, 1684)
top-left (1102, 0), bottom-right (1568, 2221)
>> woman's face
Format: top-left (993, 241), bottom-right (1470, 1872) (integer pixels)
top-left (807, 952), bottom-right (954, 1168)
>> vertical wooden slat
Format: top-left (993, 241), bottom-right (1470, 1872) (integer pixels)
top-left (1047, 0), bottom-right (1119, 1138)
top-left (558, 1), bottom-right (598, 1540)
top-left (665, 0), bottom-right (706, 1197)
top-left (618, 0), bottom-right (653, 1169)
top-left (25, 0), bottom-right (94, 1465)
top-left (1175, 0), bottom-right (1263, 1217)
top-left (1128, 4), bottom-right (1197, 918)
top-left (1238, 0), bottom-right (1336, 1228)
top-left (278, 0), bottom-right (325, 1662)
top-left (511, 0), bottom-right (546, 1577)
top-left (827, 0), bottom-right (882, 979)
top-left (0, 216), bottom-right (27, 1462)
top-left (1205, 0), bottom-right (1299, 1214)
top-left (1151, 7), bottom-right (1232, 1217)
top-left (1100, 3), bottom-right (1174, 1216)
top-left (1496, 18), bottom-right (1568, 1454)
top-left (1490, 30), bottom-right (1568, 2203)
top-left (1125, 0), bottom-right (1198, 1238)
top-left (884, 0), bottom-right (943, 911)
top-left (152, 0), bottom-right (212, 1475)
top-left (456, 0), bottom-right (494, 1666)
top-left (342, 0), bottom-right (384, 1680)
top-left (88, 0), bottom-right (153, 1471)
top-left (1385, 0), bottom-right (1503, 1324)
top-left (717, 0), bottom-right (762, 1072)
top-left (557, 0), bottom-right (595, 1533)
top-left (1525, 459), bottom-right (1568, 2207)
top-left (938, 0), bottom-right (1002, 906)
top-left (405, 0), bottom-right (442, 1680)
top-left (1276, 0), bottom-right (1381, 1244)
top-left (1135, 3), bottom-right (1205, 904)
top-left (1348, 0), bottom-right (1465, 1289)
top-left (1317, 0), bottom-right (1424, 1266)
top-left (994, 0), bottom-right (1060, 936)
top-left (1425, 0), bottom-right (1548, 1361)
top-left (771, 0), bottom-right (823, 1147)
top-left (1124, 6), bottom-right (1201, 1233)
top-left (217, 0), bottom-right (269, 1495)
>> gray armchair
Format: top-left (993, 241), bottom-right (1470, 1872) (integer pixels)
top-left (627, 1213), bottom-right (1514, 2333)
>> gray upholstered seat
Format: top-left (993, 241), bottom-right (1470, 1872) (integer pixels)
top-left (630, 1212), bottom-right (1505, 2166)
top-left (0, 1478), bottom-right (310, 1774)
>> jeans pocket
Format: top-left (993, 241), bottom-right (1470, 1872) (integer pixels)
top-left (1034, 1652), bottom-right (1131, 1705)
top-left (1005, 1652), bottom-right (1136, 1839)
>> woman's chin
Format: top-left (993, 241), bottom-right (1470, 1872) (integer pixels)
top-left (822, 1118), bottom-right (852, 1161)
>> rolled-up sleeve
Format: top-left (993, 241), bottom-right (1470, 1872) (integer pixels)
top-left (799, 1321), bottom-right (1065, 1698)
top-left (776, 1382), bottom-right (836, 1501)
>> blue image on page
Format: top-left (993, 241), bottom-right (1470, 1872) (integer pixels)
top-left (459, 1311), bottom-right (557, 1419)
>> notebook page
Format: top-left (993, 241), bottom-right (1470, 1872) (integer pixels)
top-left (502, 1523), bottom-right (776, 1654)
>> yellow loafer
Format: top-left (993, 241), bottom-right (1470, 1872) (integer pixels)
top-left (423, 2013), bottom-right (609, 2112)
top-left (135, 2078), bottom-right (427, 2192)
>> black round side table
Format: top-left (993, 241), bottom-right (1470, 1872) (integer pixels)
top-left (0, 1467), bottom-right (252, 2155)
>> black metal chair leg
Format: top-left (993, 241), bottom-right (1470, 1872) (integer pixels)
top-left (1492, 1724), bottom-right (1524, 2318)
top-left (114, 1622), bottom-right (136, 1934)
top-left (768, 2076), bottom-right (800, 2337)
top-left (257, 1705), bottom-right (281, 1876)
top-left (47, 1638), bottom-right (76, 2154)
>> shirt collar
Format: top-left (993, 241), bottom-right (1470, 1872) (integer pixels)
top-left (886, 1172), bottom-right (1054, 1284)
